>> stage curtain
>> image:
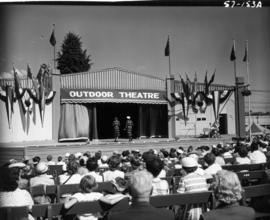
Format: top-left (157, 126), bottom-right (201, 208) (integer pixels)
top-left (58, 103), bottom-right (90, 141)
top-left (149, 105), bottom-right (159, 137)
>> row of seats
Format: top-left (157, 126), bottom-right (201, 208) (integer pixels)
top-left (30, 168), bottom-right (270, 203)
top-left (2, 183), bottom-right (270, 220)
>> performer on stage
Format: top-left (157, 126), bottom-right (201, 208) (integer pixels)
top-left (112, 117), bottom-right (120, 142)
top-left (125, 116), bottom-right (134, 142)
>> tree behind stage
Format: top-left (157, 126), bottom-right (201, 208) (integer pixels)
top-left (57, 32), bottom-right (92, 74)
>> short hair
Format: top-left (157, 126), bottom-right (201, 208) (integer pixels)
top-left (58, 156), bottom-right (63, 162)
top-left (250, 142), bottom-right (259, 152)
top-left (0, 167), bottom-right (20, 191)
top-left (108, 156), bottom-right (121, 170)
top-left (238, 145), bottom-right (249, 158)
top-left (212, 147), bottom-right (221, 157)
top-left (204, 153), bottom-right (216, 166)
top-left (86, 157), bottom-right (98, 171)
top-left (213, 170), bottom-right (243, 204)
top-left (146, 157), bottom-right (163, 177)
top-left (66, 160), bottom-right (79, 175)
top-left (47, 154), bottom-right (53, 161)
top-left (80, 175), bottom-right (98, 193)
top-left (129, 170), bottom-right (153, 198)
top-left (130, 157), bottom-right (141, 169)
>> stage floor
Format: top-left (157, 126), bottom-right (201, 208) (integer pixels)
top-left (0, 135), bottom-right (233, 166)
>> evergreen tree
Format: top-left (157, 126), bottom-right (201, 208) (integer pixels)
top-left (57, 32), bottom-right (92, 74)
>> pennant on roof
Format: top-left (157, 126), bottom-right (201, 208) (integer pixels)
top-left (243, 41), bottom-right (248, 62)
top-left (27, 64), bottom-right (33, 79)
top-left (230, 41), bottom-right (236, 61)
top-left (165, 36), bottom-right (170, 56)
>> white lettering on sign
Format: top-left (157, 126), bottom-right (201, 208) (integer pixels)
top-left (68, 90), bottom-right (160, 99)
top-left (118, 91), bottom-right (159, 99)
top-left (69, 91), bottom-right (114, 98)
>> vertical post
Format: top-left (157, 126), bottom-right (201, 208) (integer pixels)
top-left (168, 49), bottom-right (171, 76)
top-left (166, 76), bottom-right (176, 139)
top-left (245, 40), bottom-right (251, 140)
top-left (232, 40), bottom-right (240, 139)
top-left (54, 45), bottom-right (56, 69)
top-left (52, 70), bottom-right (61, 141)
top-left (236, 77), bottom-right (246, 139)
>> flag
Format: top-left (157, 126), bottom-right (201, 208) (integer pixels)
top-left (243, 41), bottom-right (248, 62)
top-left (50, 29), bottom-right (56, 46)
top-left (165, 37), bottom-right (170, 56)
top-left (27, 64), bottom-right (32, 79)
top-left (230, 41), bottom-right (236, 61)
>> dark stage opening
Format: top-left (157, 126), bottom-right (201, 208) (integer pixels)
top-left (96, 103), bottom-right (168, 139)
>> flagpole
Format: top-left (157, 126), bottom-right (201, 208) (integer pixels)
top-left (168, 36), bottom-right (171, 76)
top-left (233, 40), bottom-right (240, 139)
top-left (53, 24), bottom-right (56, 69)
top-left (245, 40), bottom-right (251, 141)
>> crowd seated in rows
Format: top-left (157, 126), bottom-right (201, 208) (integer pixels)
top-left (0, 134), bottom-right (270, 220)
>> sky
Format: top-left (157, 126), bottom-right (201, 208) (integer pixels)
top-left (0, 5), bottom-right (269, 111)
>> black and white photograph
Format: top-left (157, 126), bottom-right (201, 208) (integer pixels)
top-left (0, 1), bottom-right (270, 219)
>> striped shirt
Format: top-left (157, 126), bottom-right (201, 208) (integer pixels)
top-left (177, 172), bottom-right (208, 220)
top-left (177, 172), bottom-right (208, 193)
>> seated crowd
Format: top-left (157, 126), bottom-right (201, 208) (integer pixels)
top-left (0, 134), bottom-right (270, 220)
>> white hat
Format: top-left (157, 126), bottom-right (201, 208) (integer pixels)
top-left (181, 157), bottom-right (198, 168)
top-left (65, 153), bottom-right (70, 158)
top-left (101, 155), bottom-right (108, 162)
top-left (75, 152), bottom-right (82, 158)
top-left (8, 162), bottom-right (26, 169)
top-left (177, 149), bottom-right (184, 154)
top-left (126, 116), bottom-right (131, 119)
top-left (36, 162), bottom-right (48, 174)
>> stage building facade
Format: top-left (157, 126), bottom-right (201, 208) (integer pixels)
top-left (0, 67), bottom-right (246, 143)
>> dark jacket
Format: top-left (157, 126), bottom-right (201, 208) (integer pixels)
top-left (108, 201), bottom-right (174, 220)
top-left (200, 203), bottom-right (255, 220)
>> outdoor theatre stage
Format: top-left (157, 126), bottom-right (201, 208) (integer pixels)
top-left (0, 135), bottom-right (232, 166)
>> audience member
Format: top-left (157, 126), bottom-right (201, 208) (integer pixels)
top-left (107, 170), bottom-right (174, 220)
top-left (103, 156), bottom-right (124, 182)
top-left (57, 156), bottom-right (67, 171)
top-left (46, 154), bottom-right (56, 165)
top-left (235, 145), bottom-right (251, 164)
top-left (146, 156), bottom-right (169, 196)
top-left (29, 162), bottom-right (55, 204)
top-left (59, 160), bottom-right (82, 185)
top-left (211, 147), bottom-right (225, 166)
top-left (249, 142), bottom-right (267, 164)
top-left (200, 170), bottom-right (255, 220)
top-left (0, 167), bottom-right (34, 220)
top-left (64, 175), bottom-right (103, 220)
top-left (177, 157), bottom-right (208, 220)
top-left (78, 156), bottom-right (89, 175)
top-left (85, 157), bottom-right (103, 182)
top-left (204, 153), bottom-right (222, 176)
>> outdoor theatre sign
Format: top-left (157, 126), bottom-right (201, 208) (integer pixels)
top-left (61, 89), bottom-right (166, 103)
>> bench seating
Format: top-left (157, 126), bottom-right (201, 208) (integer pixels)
top-left (243, 183), bottom-right (270, 219)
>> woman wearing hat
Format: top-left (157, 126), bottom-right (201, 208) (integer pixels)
top-left (29, 162), bottom-right (54, 204)
top-left (125, 116), bottom-right (133, 142)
